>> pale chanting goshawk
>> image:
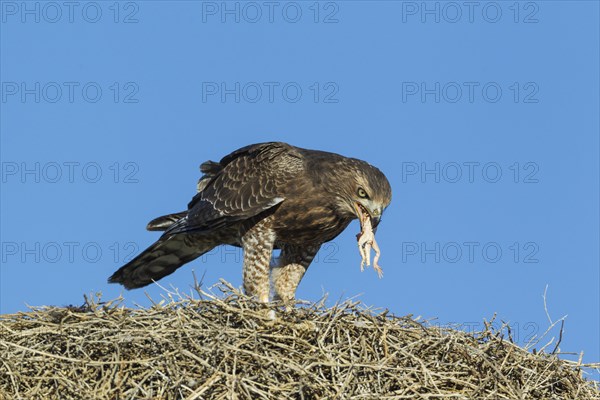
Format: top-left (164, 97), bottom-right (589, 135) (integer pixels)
top-left (109, 142), bottom-right (392, 303)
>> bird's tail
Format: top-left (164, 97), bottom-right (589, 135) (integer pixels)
top-left (108, 233), bottom-right (216, 289)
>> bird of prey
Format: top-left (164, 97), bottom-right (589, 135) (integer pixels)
top-left (108, 142), bottom-right (392, 303)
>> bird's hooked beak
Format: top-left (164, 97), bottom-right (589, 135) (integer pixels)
top-left (354, 202), bottom-right (383, 229)
top-left (370, 208), bottom-right (382, 229)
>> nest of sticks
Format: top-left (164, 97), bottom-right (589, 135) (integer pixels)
top-left (1, 280), bottom-right (598, 400)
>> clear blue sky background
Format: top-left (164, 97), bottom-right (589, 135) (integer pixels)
top-left (1, 1), bottom-right (598, 379)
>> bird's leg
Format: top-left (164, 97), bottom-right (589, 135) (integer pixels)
top-left (271, 263), bottom-right (307, 304)
top-left (241, 218), bottom-right (276, 304)
top-left (271, 244), bottom-right (320, 306)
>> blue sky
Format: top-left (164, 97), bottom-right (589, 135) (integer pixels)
top-left (1, 0), bottom-right (598, 378)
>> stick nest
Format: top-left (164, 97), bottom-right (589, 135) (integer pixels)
top-left (1, 281), bottom-right (598, 400)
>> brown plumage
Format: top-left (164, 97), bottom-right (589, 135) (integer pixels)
top-left (108, 142), bottom-right (392, 302)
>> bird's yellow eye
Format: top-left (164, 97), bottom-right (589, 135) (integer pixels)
top-left (357, 188), bottom-right (369, 199)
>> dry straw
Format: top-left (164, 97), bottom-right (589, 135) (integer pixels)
top-left (1, 280), bottom-right (598, 399)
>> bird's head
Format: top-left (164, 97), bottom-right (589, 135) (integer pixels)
top-left (334, 160), bottom-right (392, 228)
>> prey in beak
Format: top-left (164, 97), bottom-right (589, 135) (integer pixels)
top-left (354, 202), bottom-right (383, 278)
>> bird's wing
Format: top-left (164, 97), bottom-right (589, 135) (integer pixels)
top-left (146, 212), bottom-right (187, 231)
top-left (165, 142), bottom-right (304, 235)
